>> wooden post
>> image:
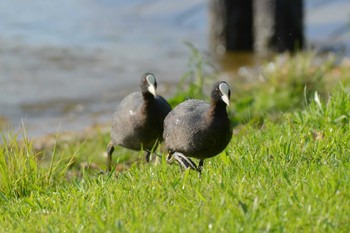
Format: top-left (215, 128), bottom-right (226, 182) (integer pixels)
top-left (254, 0), bottom-right (274, 55)
top-left (209, 0), bottom-right (304, 54)
top-left (254, 0), bottom-right (304, 54)
top-left (209, 0), bottom-right (253, 54)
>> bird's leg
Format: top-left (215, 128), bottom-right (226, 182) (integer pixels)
top-left (197, 160), bottom-right (204, 173)
top-left (144, 150), bottom-right (151, 163)
top-left (106, 142), bottom-right (114, 172)
top-left (147, 141), bottom-right (161, 162)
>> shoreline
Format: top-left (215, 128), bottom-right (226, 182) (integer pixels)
top-left (31, 122), bottom-right (111, 152)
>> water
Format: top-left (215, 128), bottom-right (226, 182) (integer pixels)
top-left (0, 0), bottom-right (206, 137)
top-left (306, 0), bottom-right (350, 51)
top-left (0, 0), bottom-right (349, 138)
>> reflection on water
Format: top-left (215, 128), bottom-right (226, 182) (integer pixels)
top-left (0, 0), bottom-right (349, 138)
top-left (215, 52), bottom-right (259, 74)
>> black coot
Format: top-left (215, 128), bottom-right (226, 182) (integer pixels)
top-left (107, 73), bottom-right (172, 171)
top-left (163, 81), bottom-right (232, 172)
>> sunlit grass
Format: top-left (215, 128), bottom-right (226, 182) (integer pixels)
top-left (0, 128), bottom-right (73, 199)
top-left (232, 53), bottom-right (350, 124)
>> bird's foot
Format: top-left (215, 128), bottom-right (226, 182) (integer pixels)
top-left (166, 152), bottom-right (201, 172)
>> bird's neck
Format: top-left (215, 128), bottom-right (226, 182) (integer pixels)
top-left (142, 94), bottom-right (156, 113)
top-left (143, 93), bottom-right (155, 103)
top-left (209, 100), bottom-right (227, 117)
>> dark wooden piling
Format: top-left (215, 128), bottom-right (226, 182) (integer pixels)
top-left (209, 0), bottom-right (304, 54)
top-left (209, 0), bottom-right (253, 54)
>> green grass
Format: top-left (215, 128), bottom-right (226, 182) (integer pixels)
top-left (232, 52), bottom-right (350, 125)
top-left (1, 52), bottom-right (350, 232)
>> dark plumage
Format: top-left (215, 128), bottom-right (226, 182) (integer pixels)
top-left (163, 81), bottom-right (232, 172)
top-left (107, 73), bottom-right (172, 171)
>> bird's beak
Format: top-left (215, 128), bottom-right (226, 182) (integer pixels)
top-left (148, 84), bottom-right (156, 96)
top-left (221, 94), bottom-right (230, 106)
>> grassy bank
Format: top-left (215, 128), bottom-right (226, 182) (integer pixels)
top-left (1, 52), bottom-right (350, 232)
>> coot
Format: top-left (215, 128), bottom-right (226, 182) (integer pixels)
top-left (163, 81), bottom-right (232, 172)
top-left (107, 73), bottom-right (172, 171)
